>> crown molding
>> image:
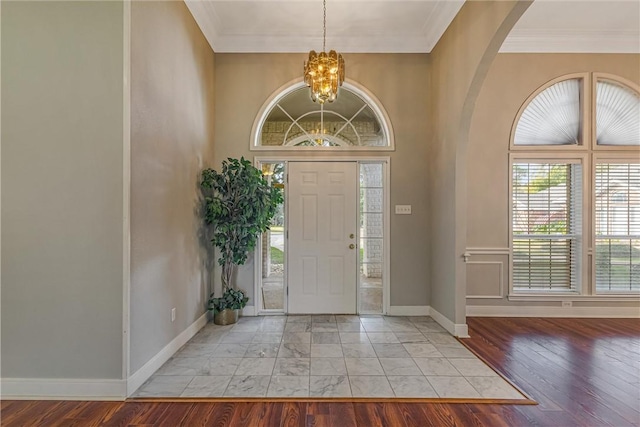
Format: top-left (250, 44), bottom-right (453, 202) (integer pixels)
top-left (186, 2), bottom-right (638, 54)
top-left (185, 1), bottom-right (463, 53)
top-left (501, 29), bottom-right (640, 53)
top-left (210, 35), bottom-right (434, 53)
top-left (185, 0), bottom-right (221, 52)
top-left (421, 0), bottom-right (465, 52)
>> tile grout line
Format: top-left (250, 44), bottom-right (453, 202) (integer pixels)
top-left (138, 315), bottom-right (526, 399)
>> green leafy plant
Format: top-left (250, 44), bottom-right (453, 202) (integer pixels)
top-left (201, 157), bottom-right (283, 312)
top-left (207, 288), bottom-right (249, 313)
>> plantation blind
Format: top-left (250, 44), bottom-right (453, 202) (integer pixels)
top-left (595, 163), bottom-right (640, 293)
top-left (512, 162), bottom-right (582, 292)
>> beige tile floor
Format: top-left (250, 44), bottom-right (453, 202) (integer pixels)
top-left (134, 315), bottom-right (526, 399)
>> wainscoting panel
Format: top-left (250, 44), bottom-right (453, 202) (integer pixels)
top-left (465, 248), bottom-right (509, 299)
top-left (467, 261), bottom-right (503, 299)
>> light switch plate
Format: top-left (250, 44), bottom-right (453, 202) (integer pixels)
top-left (395, 205), bottom-right (412, 214)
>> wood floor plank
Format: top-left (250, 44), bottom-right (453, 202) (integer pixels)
top-left (1, 401), bottom-right (69, 427)
top-left (226, 402), bottom-right (275, 427)
top-left (152, 402), bottom-right (196, 427)
top-left (464, 317), bottom-right (640, 427)
top-left (205, 402), bottom-right (237, 427)
top-left (305, 402), bottom-right (331, 427)
top-left (415, 403), bottom-right (457, 427)
top-left (124, 402), bottom-right (173, 426)
top-left (352, 402), bottom-right (384, 427)
top-left (396, 403), bottom-right (443, 427)
top-left (97, 401), bottom-right (157, 427)
top-left (278, 402), bottom-right (305, 427)
top-left (42, 401), bottom-right (102, 427)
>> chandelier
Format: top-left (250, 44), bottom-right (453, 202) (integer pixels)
top-left (303, 0), bottom-right (345, 104)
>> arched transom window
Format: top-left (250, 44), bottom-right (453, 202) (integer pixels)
top-left (251, 80), bottom-right (394, 151)
top-left (512, 73), bottom-right (640, 148)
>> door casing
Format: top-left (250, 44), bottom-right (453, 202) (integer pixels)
top-left (253, 156), bottom-right (391, 316)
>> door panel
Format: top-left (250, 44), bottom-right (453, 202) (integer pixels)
top-left (288, 161), bottom-right (358, 314)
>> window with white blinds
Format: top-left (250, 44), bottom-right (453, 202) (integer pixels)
top-left (595, 163), bottom-right (640, 293)
top-left (512, 162), bottom-right (582, 292)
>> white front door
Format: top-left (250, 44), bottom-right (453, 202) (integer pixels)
top-left (287, 161), bottom-right (358, 314)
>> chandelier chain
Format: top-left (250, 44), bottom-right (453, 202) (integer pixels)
top-left (323, 0), bottom-right (326, 52)
top-left (303, 0), bottom-right (344, 104)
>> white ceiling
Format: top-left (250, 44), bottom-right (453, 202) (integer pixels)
top-left (185, 0), bottom-right (640, 54)
top-left (502, 1), bottom-right (640, 53)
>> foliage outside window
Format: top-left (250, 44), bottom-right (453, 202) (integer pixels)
top-left (595, 163), bottom-right (640, 293)
top-left (512, 162), bottom-right (582, 292)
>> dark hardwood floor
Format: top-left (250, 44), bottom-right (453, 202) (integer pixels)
top-left (2, 317), bottom-right (639, 426)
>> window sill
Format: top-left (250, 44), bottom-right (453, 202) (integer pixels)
top-left (508, 294), bottom-right (640, 302)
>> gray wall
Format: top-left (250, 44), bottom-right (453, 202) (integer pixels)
top-left (1, 1), bottom-right (124, 379)
top-left (466, 53), bottom-right (640, 310)
top-left (130, 1), bottom-right (216, 373)
top-left (213, 53), bottom-right (430, 308)
top-left (426, 1), bottom-right (530, 325)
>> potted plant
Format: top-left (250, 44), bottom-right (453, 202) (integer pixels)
top-left (201, 157), bottom-right (282, 325)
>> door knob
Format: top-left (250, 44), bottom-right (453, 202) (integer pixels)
top-left (349, 244), bottom-right (356, 249)
top-left (349, 233), bottom-right (355, 239)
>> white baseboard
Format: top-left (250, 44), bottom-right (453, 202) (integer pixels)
top-left (241, 305), bottom-right (256, 316)
top-left (467, 305), bottom-right (640, 318)
top-left (0, 378), bottom-right (127, 400)
top-left (127, 311), bottom-right (208, 396)
top-left (387, 305), bottom-right (430, 316)
top-left (429, 306), bottom-right (470, 338)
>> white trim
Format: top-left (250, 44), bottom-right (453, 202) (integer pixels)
top-left (501, 30), bottom-right (640, 54)
top-left (184, 0), bottom-right (221, 52)
top-left (465, 247), bottom-right (510, 256)
top-left (382, 160), bottom-right (391, 316)
top-left (421, 1), bottom-right (465, 52)
top-left (0, 0), bottom-right (3, 389)
top-left (241, 305), bottom-right (257, 317)
top-left (429, 306), bottom-right (469, 338)
top-left (508, 294), bottom-right (640, 302)
top-left (466, 261), bottom-right (504, 299)
top-left (126, 312), bottom-right (208, 396)
top-left (250, 78), bottom-right (395, 152)
top-left (186, 2), bottom-right (462, 54)
top-left (204, 35), bottom-right (445, 54)
top-left (467, 304), bottom-right (640, 318)
top-left (122, 0), bottom-right (131, 384)
top-left (254, 229), bottom-right (264, 314)
top-left (1, 378), bottom-right (127, 401)
top-left (386, 306), bottom-right (430, 316)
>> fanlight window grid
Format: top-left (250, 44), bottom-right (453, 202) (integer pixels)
top-left (255, 84), bottom-right (392, 151)
top-left (596, 80), bottom-right (640, 146)
top-left (512, 162), bottom-right (582, 292)
top-left (595, 163), bottom-right (640, 293)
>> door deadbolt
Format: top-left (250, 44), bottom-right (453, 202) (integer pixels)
top-left (349, 233), bottom-right (355, 239)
